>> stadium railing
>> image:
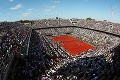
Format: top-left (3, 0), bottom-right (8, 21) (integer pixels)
top-left (33, 26), bottom-right (120, 38)
top-left (16, 28), bottom-right (32, 58)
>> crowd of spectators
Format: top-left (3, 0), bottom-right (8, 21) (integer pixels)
top-left (14, 30), bottom-right (70, 80)
top-left (71, 28), bottom-right (120, 57)
top-left (75, 19), bottom-right (120, 35)
top-left (0, 22), bottom-right (31, 80)
top-left (15, 26), bottom-right (120, 80)
top-left (1, 19), bottom-right (120, 80)
top-left (39, 28), bottom-right (120, 80)
top-left (32, 19), bottom-right (120, 36)
top-left (32, 19), bottom-right (73, 28)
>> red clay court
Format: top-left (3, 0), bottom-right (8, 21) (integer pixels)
top-left (52, 35), bottom-right (95, 56)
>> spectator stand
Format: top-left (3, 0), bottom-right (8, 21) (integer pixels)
top-left (0, 22), bottom-right (32, 80)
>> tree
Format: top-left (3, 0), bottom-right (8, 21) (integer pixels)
top-left (86, 17), bottom-right (95, 20)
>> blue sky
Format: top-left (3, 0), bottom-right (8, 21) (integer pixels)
top-left (0, 0), bottom-right (120, 22)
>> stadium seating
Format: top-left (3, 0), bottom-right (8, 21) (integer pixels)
top-left (0, 22), bottom-right (31, 80)
top-left (1, 19), bottom-right (120, 80)
top-left (75, 19), bottom-right (120, 34)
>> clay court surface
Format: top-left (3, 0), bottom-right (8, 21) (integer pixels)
top-left (52, 35), bottom-right (95, 56)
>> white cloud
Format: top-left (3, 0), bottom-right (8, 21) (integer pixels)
top-left (22, 12), bottom-right (30, 17)
top-left (27, 8), bottom-right (34, 12)
top-left (9, 0), bottom-right (13, 2)
top-left (44, 6), bottom-right (56, 12)
top-left (10, 4), bottom-right (23, 10)
top-left (21, 8), bottom-right (33, 18)
top-left (27, 8), bottom-right (32, 11)
top-left (53, 0), bottom-right (60, 3)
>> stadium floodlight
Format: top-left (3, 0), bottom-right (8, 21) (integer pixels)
top-left (111, 6), bottom-right (114, 22)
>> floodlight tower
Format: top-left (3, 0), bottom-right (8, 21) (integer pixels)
top-left (111, 6), bottom-right (114, 22)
